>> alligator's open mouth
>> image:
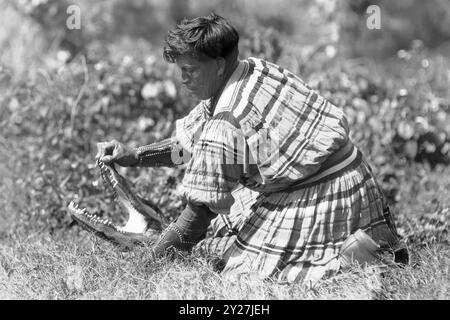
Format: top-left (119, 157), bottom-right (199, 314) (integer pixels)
top-left (67, 160), bottom-right (168, 248)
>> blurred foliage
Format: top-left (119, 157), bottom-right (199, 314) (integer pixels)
top-left (341, 0), bottom-right (450, 57)
top-left (0, 0), bottom-right (449, 239)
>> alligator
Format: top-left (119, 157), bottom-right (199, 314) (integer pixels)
top-left (68, 159), bottom-right (168, 249)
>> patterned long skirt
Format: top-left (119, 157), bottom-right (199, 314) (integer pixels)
top-left (194, 150), bottom-right (400, 285)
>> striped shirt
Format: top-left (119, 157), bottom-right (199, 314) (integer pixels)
top-left (176, 57), bottom-right (350, 215)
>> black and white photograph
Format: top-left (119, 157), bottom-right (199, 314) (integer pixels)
top-left (0, 0), bottom-right (448, 303)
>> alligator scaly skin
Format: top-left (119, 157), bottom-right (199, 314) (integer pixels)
top-left (68, 160), bottom-right (168, 249)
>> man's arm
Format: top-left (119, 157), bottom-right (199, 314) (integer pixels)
top-left (132, 137), bottom-right (190, 167)
top-left (96, 137), bottom-right (190, 167)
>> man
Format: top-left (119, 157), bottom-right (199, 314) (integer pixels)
top-left (95, 13), bottom-right (404, 284)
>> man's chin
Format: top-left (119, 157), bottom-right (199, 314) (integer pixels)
top-left (184, 87), bottom-right (210, 100)
top-left (189, 91), bottom-right (208, 100)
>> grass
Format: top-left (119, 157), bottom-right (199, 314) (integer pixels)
top-left (0, 191), bottom-right (448, 300)
top-left (1, 153), bottom-right (448, 300)
top-left (0, 231), bottom-right (448, 300)
top-left (1, 126), bottom-right (448, 300)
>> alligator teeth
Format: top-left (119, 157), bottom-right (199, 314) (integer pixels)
top-left (69, 201), bottom-right (78, 210)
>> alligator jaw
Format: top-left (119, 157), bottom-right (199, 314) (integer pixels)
top-left (97, 160), bottom-right (166, 231)
top-left (68, 201), bottom-right (115, 228)
top-left (67, 160), bottom-right (166, 248)
top-left (68, 200), bottom-right (156, 248)
top-left (116, 201), bottom-right (149, 234)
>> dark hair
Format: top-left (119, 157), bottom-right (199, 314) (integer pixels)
top-left (163, 13), bottom-right (239, 63)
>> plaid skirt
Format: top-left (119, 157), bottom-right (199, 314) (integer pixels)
top-left (194, 149), bottom-right (399, 285)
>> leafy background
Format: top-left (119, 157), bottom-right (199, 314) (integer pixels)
top-left (0, 0), bottom-right (449, 299)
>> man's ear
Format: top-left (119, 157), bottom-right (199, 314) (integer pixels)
top-left (216, 58), bottom-right (226, 76)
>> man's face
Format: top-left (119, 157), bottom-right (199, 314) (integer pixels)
top-left (176, 55), bottom-right (222, 100)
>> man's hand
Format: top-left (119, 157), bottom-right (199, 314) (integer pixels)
top-left (96, 140), bottom-right (139, 167)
